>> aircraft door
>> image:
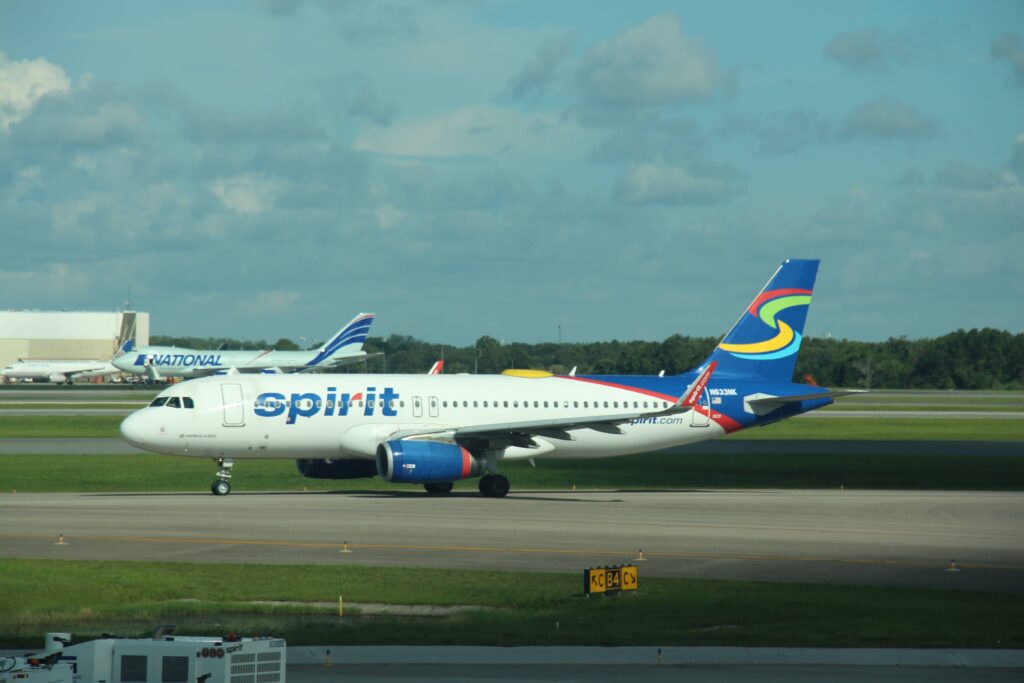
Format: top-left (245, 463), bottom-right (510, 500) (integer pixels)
top-left (428, 396), bottom-right (439, 418)
top-left (412, 396), bottom-right (423, 418)
top-left (690, 387), bottom-right (710, 428)
top-left (221, 383), bottom-right (245, 427)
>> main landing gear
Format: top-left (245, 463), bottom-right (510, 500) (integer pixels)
top-left (211, 457), bottom-right (234, 496)
top-left (478, 474), bottom-right (510, 498)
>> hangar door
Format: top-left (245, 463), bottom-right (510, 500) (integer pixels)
top-left (221, 384), bottom-right (245, 426)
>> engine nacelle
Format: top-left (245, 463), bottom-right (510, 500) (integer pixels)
top-left (376, 440), bottom-right (482, 484)
top-left (48, 373), bottom-right (68, 384)
top-left (295, 458), bottom-right (378, 480)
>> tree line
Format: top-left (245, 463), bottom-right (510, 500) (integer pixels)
top-left (151, 327), bottom-right (1024, 390)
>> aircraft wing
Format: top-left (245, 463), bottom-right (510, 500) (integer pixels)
top-left (389, 362), bottom-right (717, 450)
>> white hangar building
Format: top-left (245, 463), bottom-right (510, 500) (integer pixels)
top-left (0, 310), bottom-right (150, 368)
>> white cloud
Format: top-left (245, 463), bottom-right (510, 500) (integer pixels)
top-left (577, 13), bottom-right (730, 107)
top-left (0, 51), bottom-right (70, 131)
top-left (992, 33), bottom-right (1024, 86)
top-left (353, 104), bottom-right (588, 159)
top-left (241, 290), bottom-right (301, 315)
top-left (841, 96), bottom-right (939, 139)
top-left (209, 174), bottom-right (286, 216)
top-left (824, 27), bottom-right (907, 72)
top-left (613, 162), bottom-right (739, 205)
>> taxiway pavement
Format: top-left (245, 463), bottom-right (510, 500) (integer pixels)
top-left (1, 489), bottom-right (1021, 593)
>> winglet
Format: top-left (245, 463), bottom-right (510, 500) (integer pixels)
top-left (678, 361), bottom-right (717, 408)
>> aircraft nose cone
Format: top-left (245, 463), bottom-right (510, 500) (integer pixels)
top-left (120, 411), bottom-right (147, 446)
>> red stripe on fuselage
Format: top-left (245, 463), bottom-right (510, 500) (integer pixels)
top-left (747, 288), bottom-right (813, 316)
top-left (693, 405), bottom-right (744, 433)
top-left (557, 375), bottom-right (745, 433)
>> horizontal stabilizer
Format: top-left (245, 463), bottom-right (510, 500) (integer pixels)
top-left (745, 389), bottom-right (865, 415)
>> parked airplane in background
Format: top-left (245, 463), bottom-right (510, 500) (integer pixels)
top-left (113, 313), bottom-right (376, 380)
top-left (427, 360), bottom-right (444, 375)
top-left (2, 358), bottom-right (121, 384)
top-left (121, 260), bottom-right (861, 497)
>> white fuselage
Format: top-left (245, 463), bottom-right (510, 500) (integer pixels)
top-left (113, 347), bottom-right (351, 378)
top-left (1, 360), bottom-right (120, 382)
top-left (120, 373), bottom-right (730, 463)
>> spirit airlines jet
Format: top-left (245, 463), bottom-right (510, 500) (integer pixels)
top-left (120, 260), bottom-right (860, 497)
top-left (112, 313), bottom-right (376, 380)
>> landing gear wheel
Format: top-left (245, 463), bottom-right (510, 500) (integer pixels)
top-left (211, 457), bottom-right (234, 496)
top-left (424, 482), bottom-right (454, 494)
top-left (478, 474), bottom-right (510, 498)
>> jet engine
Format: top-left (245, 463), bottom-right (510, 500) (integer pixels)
top-left (295, 458), bottom-right (378, 480)
top-left (376, 440), bottom-right (482, 484)
top-left (48, 373), bottom-right (68, 384)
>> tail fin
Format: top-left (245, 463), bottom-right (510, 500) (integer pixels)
top-left (700, 259), bottom-right (819, 383)
top-left (306, 313), bottom-right (375, 366)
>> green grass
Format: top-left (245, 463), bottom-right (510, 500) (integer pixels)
top-left (730, 417), bottom-right (1024, 440)
top-left (0, 559), bottom-right (1019, 648)
top-left (0, 415), bottom-right (125, 437)
top-left (0, 403), bottom-right (143, 410)
top-left (820, 403), bottom-right (1024, 412)
top-left (2, 450), bottom-right (1023, 492)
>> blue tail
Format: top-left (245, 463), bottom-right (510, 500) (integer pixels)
top-left (306, 313), bottom-right (375, 367)
top-left (700, 259), bottom-right (819, 383)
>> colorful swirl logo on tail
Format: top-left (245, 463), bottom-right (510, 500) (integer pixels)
top-left (718, 288), bottom-right (813, 360)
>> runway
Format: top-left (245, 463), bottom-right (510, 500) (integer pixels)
top-left (2, 489), bottom-right (1022, 593)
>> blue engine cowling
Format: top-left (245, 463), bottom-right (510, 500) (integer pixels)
top-left (295, 458), bottom-right (378, 480)
top-left (376, 440), bottom-right (482, 483)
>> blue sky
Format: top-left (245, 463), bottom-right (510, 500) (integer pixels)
top-left (2, 1), bottom-right (1022, 345)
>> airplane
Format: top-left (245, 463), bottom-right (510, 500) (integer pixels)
top-left (120, 259), bottom-right (862, 497)
top-left (112, 313), bottom-right (376, 380)
top-left (1, 359), bottom-right (121, 384)
top-left (427, 360), bottom-right (444, 375)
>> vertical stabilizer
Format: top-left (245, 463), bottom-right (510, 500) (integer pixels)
top-left (306, 313), bottom-right (375, 366)
top-left (700, 259), bottom-right (819, 383)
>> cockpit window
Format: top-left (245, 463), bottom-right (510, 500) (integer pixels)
top-left (183, 397), bottom-right (194, 409)
top-left (150, 397), bottom-right (168, 407)
top-left (166, 397), bottom-right (181, 408)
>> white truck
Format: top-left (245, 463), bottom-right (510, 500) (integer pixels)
top-left (1, 630), bottom-right (286, 683)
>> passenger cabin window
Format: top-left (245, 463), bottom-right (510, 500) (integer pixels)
top-left (150, 397), bottom-right (168, 407)
top-left (183, 397), bottom-right (195, 409)
top-left (166, 397), bottom-right (181, 408)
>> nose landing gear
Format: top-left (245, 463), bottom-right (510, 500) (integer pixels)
top-left (211, 457), bottom-right (234, 496)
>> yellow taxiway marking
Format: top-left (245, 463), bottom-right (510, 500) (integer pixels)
top-left (2, 532), bottom-right (1023, 572)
